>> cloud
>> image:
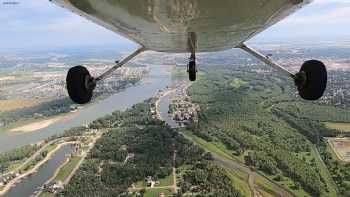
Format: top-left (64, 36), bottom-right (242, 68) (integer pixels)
top-left (1, 0), bottom-right (350, 49)
top-left (282, 6), bottom-right (350, 25)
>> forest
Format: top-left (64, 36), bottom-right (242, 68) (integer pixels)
top-left (59, 99), bottom-right (242, 196)
top-left (0, 144), bottom-right (38, 173)
top-left (185, 63), bottom-right (349, 196)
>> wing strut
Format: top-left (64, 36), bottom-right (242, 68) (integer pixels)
top-left (239, 43), bottom-right (296, 79)
top-left (238, 43), bottom-right (327, 101)
top-left (66, 46), bottom-right (146, 104)
top-left (96, 46), bottom-right (146, 82)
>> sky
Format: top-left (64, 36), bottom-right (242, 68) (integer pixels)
top-left (0, 0), bottom-right (350, 51)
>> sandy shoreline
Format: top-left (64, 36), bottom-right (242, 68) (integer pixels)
top-left (10, 117), bottom-right (62, 133)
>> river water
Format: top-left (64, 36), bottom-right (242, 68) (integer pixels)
top-left (4, 144), bottom-right (75, 197)
top-left (0, 64), bottom-right (174, 197)
top-left (158, 90), bottom-right (179, 128)
top-left (0, 65), bottom-right (171, 153)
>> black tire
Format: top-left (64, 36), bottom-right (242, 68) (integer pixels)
top-left (188, 61), bottom-right (196, 81)
top-left (66, 66), bottom-right (93, 104)
top-left (297, 60), bottom-right (327, 101)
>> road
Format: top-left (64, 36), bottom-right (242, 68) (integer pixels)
top-left (156, 84), bottom-right (295, 197)
top-left (0, 138), bottom-right (63, 178)
top-left (180, 132), bottom-right (294, 197)
top-left (0, 140), bottom-right (76, 196)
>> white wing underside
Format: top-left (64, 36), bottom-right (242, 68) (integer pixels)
top-left (51, 0), bottom-right (311, 53)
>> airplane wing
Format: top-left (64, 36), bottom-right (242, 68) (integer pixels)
top-left (51, 0), bottom-right (311, 53)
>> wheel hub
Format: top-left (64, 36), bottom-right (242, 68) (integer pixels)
top-left (294, 71), bottom-right (307, 90)
top-left (84, 76), bottom-right (96, 92)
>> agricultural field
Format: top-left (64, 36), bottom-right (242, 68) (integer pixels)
top-left (325, 122), bottom-right (350, 132)
top-left (0, 99), bottom-right (44, 112)
top-left (327, 138), bottom-right (350, 162)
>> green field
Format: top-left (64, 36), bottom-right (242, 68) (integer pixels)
top-left (38, 191), bottom-right (53, 197)
top-left (135, 173), bottom-right (173, 188)
top-left (230, 78), bottom-right (248, 89)
top-left (225, 168), bottom-right (251, 197)
top-left (182, 131), bottom-right (239, 162)
top-left (324, 122), bottom-right (350, 132)
top-left (54, 156), bottom-right (81, 182)
top-left (144, 188), bottom-right (173, 197)
top-left (157, 173), bottom-right (174, 187)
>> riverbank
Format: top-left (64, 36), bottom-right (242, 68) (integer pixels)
top-left (10, 117), bottom-right (62, 133)
top-left (0, 65), bottom-right (171, 153)
top-left (0, 141), bottom-right (77, 196)
top-left (35, 130), bottom-right (104, 196)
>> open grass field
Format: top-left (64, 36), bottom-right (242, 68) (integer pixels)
top-left (157, 174), bottom-right (173, 187)
top-left (144, 188), bottom-right (172, 197)
top-left (230, 78), bottom-right (248, 89)
top-left (183, 131), bottom-right (239, 162)
top-left (225, 168), bottom-right (251, 197)
top-left (38, 191), bottom-right (53, 197)
top-left (327, 138), bottom-right (350, 163)
top-left (135, 174), bottom-right (173, 188)
top-left (325, 122), bottom-right (350, 132)
top-left (0, 99), bottom-right (43, 112)
top-left (54, 156), bottom-right (81, 182)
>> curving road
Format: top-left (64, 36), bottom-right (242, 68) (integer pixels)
top-left (156, 84), bottom-right (295, 197)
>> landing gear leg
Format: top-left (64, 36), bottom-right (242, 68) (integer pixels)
top-left (238, 43), bottom-right (327, 101)
top-left (66, 46), bottom-right (146, 104)
top-left (187, 52), bottom-right (197, 81)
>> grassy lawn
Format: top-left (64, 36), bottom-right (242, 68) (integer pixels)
top-left (134, 180), bottom-right (146, 188)
top-left (254, 176), bottom-right (287, 197)
top-left (230, 78), bottom-right (248, 89)
top-left (38, 191), bottom-right (53, 197)
top-left (225, 168), bottom-right (251, 197)
top-left (264, 173), bottom-right (310, 197)
top-left (54, 156), bottom-right (81, 182)
top-left (144, 188), bottom-right (172, 197)
top-left (257, 189), bottom-right (275, 197)
top-left (6, 160), bottom-right (23, 172)
top-left (41, 143), bottom-right (58, 154)
top-left (157, 173), bottom-right (174, 187)
top-left (135, 173), bottom-right (173, 188)
top-left (183, 131), bottom-right (240, 163)
top-left (20, 159), bottom-right (37, 172)
top-left (324, 122), bottom-right (350, 132)
top-left (310, 146), bottom-right (337, 197)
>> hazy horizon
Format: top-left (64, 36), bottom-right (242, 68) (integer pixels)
top-left (1, 0), bottom-right (350, 52)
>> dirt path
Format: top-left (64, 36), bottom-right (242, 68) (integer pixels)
top-left (172, 150), bottom-right (177, 193)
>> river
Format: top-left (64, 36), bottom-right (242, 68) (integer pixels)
top-left (4, 144), bottom-right (75, 197)
top-left (0, 65), bottom-right (172, 153)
